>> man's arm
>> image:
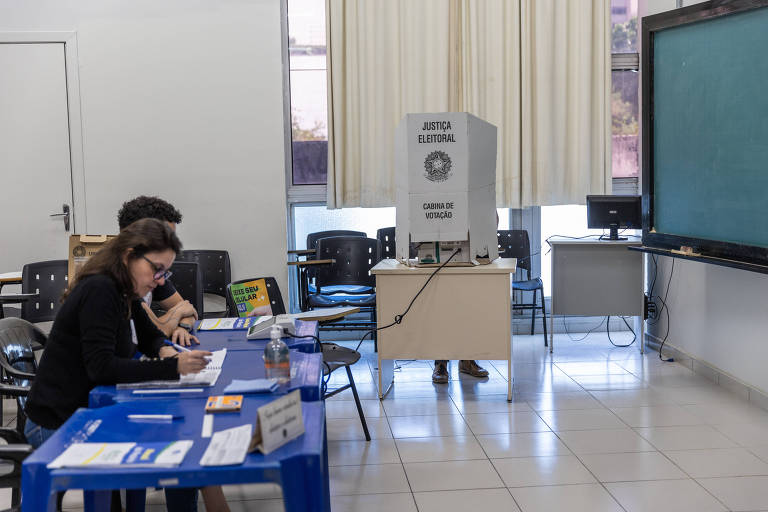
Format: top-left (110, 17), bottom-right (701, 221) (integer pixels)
top-left (152, 292), bottom-right (199, 346)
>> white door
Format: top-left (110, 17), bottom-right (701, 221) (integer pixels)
top-left (0, 43), bottom-right (74, 272)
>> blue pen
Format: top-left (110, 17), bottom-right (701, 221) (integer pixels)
top-left (163, 339), bottom-right (191, 352)
top-left (127, 414), bottom-right (183, 421)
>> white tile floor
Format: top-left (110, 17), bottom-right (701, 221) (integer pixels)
top-left (7, 331), bottom-right (768, 511)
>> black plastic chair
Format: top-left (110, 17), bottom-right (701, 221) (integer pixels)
top-left (177, 250), bottom-right (231, 318)
top-left (498, 230), bottom-right (548, 346)
top-left (376, 227), bottom-right (397, 259)
top-left (0, 439), bottom-right (34, 511)
top-left (376, 227), bottom-right (419, 260)
top-left (226, 277), bottom-right (370, 440)
top-left (226, 277), bottom-right (286, 318)
top-left (20, 260), bottom-right (68, 324)
top-left (308, 236), bottom-right (380, 352)
top-left (0, 318), bottom-right (45, 435)
top-left (0, 319), bottom-right (39, 510)
top-left (296, 230), bottom-right (369, 311)
top-left (167, 261), bottom-right (204, 318)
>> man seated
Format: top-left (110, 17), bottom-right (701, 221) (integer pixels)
top-left (118, 196), bottom-right (198, 346)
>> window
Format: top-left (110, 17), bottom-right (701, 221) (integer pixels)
top-left (287, 0), bottom-right (328, 186)
top-left (284, 0), bottom-right (642, 307)
top-left (611, 0), bottom-right (640, 181)
top-left (292, 206), bottom-right (396, 250)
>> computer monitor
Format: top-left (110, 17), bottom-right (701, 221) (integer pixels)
top-left (586, 195), bottom-right (641, 241)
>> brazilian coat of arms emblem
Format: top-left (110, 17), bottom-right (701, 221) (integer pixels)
top-left (424, 151), bottom-right (452, 182)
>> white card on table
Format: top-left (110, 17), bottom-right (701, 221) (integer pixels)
top-left (199, 424), bottom-right (252, 466)
top-left (248, 390), bottom-right (304, 455)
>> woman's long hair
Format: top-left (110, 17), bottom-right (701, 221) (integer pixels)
top-left (64, 218), bottom-right (182, 311)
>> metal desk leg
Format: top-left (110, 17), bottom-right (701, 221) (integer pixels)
top-left (549, 314), bottom-right (554, 354)
top-left (377, 358), bottom-right (394, 399)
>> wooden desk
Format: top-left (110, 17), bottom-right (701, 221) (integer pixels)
top-left (371, 258), bottom-right (517, 400)
top-left (548, 238), bottom-right (645, 353)
top-left (0, 272), bottom-right (22, 285)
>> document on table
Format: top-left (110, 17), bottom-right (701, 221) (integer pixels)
top-left (117, 349), bottom-right (227, 389)
top-left (197, 317), bottom-right (261, 330)
top-left (199, 424), bottom-right (252, 466)
top-left (48, 440), bottom-right (193, 469)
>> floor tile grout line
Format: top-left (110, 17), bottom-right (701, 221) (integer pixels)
top-left (369, 356), bottom-right (421, 508)
top-left (338, 336), bottom-right (765, 511)
top-left (447, 389), bottom-right (525, 511)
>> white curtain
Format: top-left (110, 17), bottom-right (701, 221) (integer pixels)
top-left (325, 0), bottom-right (611, 208)
top-left (325, 0), bottom-right (458, 208)
top-left (519, 0), bottom-right (611, 207)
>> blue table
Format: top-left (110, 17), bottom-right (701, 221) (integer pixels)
top-left (89, 350), bottom-right (323, 406)
top-left (21, 398), bottom-right (329, 512)
top-left (194, 320), bottom-right (319, 353)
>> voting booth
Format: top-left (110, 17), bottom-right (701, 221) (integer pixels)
top-left (394, 112), bottom-right (499, 265)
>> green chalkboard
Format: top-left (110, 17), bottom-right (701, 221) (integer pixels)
top-left (652, 5), bottom-right (768, 249)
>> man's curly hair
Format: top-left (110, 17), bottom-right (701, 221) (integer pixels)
top-left (118, 196), bottom-right (183, 230)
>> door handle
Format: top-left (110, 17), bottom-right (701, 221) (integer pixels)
top-left (49, 203), bottom-right (71, 231)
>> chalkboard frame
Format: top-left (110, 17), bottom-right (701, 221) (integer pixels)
top-left (641, 0), bottom-right (768, 270)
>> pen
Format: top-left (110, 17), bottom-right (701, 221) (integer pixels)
top-left (163, 340), bottom-right (191, 352)
top-left (126, 414), bottom-right (183, 421)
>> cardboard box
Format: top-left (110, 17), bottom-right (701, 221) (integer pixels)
top-left (395, 112), bottom-right (499, 264)
top-left (68, 234), bottom-right (117, 284)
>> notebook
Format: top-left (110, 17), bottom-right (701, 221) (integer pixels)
top-left (117, 349), bottom-right (227, 389)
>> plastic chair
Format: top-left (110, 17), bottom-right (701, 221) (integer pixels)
top-left (226, 277), bottom-right (370, 440)
top-left (226, 277), bottom-right (286, 317)
top-left (177, 250), bottom-right (231, 318)
top-left (0, 318), bottom-right (45, 435)
top-left (376, 227), bottom-right (419, 260)
top-left (20, 260), bottom-right (68, 324)
top-left (296, 230), bottom-right (369, 311)
top-left (308, 236), bottom-right (380, 349)
top-left (376, 227), bottom-right (397, 259)
top-left (497, 230), bottom-right (548, 345)
top-left (167, 261), bottom-right (204, 318)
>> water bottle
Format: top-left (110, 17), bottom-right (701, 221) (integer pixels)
top-left (264, 325), bottom-right (290, 383)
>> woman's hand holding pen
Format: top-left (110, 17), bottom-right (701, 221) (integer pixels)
top-left (177, 350), bottom-right (212, 375)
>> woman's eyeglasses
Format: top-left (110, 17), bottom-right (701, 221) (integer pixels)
top-left (141, 255), bottom-right (173, 281)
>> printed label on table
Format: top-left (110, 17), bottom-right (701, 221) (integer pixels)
top-left (248, 390), bottom-right (304, 455)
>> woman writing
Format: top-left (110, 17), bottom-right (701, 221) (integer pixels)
top-left (24, 218), bottom-right (211, 510)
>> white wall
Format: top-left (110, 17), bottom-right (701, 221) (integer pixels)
top-left (643, 0), bottom-right (768, 394)
top-left (0, 0), bottom-right (290, 299)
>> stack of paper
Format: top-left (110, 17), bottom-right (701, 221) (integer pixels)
top-left (118, 349), bottom-right (227, 389)
top-left (48, 440), bottom-right (193, 469)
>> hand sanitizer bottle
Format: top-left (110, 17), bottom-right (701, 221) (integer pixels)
top-left (264, 325), bottom-right (290, 383)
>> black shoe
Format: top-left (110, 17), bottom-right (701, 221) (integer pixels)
top-left (458, 360), bottom-right (489, 378)
top-left (432, 361), bottom-right (449, 383)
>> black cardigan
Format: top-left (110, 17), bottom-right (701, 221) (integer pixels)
top-left (25, 274), bottom-right (179, 429)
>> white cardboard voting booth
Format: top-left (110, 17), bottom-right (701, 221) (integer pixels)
top-left (394, 112), bottom-right (499, 265)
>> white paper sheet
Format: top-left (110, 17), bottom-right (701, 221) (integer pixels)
top-left (199, 424), bottom-right (252, 466)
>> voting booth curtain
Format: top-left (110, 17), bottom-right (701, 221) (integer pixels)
top-left (325, 0), bottom-right (611, 209)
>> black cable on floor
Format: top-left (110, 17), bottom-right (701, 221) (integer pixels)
top-left (606, 315), bottom-right (636, 347)
top-left (354, 248), bottom-right (462, 351)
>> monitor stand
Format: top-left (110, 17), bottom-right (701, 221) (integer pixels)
top-left (602, 224), bottom-right (627, 241)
